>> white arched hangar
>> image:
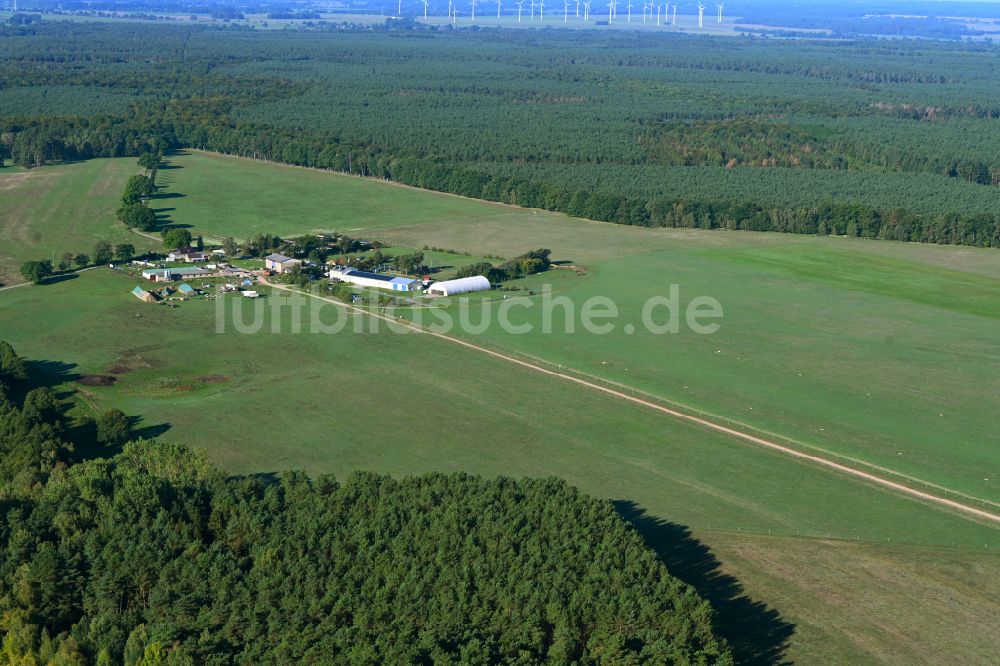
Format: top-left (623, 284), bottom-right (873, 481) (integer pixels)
top-left (427, 275), bottom-right (491, 297)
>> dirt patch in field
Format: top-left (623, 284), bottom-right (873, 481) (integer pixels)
top-left (197, 375), bottom-right (231, 384)
top-left (0, 172), bottom-right (41, 192)
top-left (0, 253), bottom-right (18, 287)
top-left (106, 350), bottom-right (158, 375)
top-left (77, 375), bottom-right (118, 387)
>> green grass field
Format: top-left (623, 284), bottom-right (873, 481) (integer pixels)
top-left (0, 159), bottom-right (158, 285)
top-left (2, 153), bottom-right (998, 663)
top-left (406, 243), bottom-right (1000, 504)
top-left (1, 267), bottom-right (997, 664)
top-left (150, 150), bottom-right (544, 241)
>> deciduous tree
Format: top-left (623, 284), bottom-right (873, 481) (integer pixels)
top-left (161, 228), bottom-right (192, 250)
top-left (114, 244), bottom-right (135, 263)
top-left (97, 408), bottom-right (130, 445)
top-left (93, 240), bottom-right (113, 265)
top-left (20, 260), bottom-right (53, 284)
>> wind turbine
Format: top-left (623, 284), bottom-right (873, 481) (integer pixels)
top-left (717, 2), bottom-right (723, 23)
top-left (583, 0), bottom-right (591, 20)
top-left (697, 2), bottom-right (705, 28)
top-left (564, 0), bottom-right (570, 22)
top-left (397, 0), bottom-right (402, 17)
top-left (607, 0), bottom-right (614, 21)
top-left (530, 0), bottom-right (536, 19)
top-left (539, 0), bottom-right (545, 20)
top-left (642, 2), bottom-right (648, 23)
top-left (448, 0), bottom-right (454, 20)
top-left (575, 0), bottom-right (580, 17)
top-left (423, 0), bottom-right (429, 18)
top-left (516, 0), bottom-right (525, 21)
top-left (671, 3), bottom-right (676, 24)
top-left (497, 0), bottom-right (502, 21)
top-left (470, 0), bottom-right (477, 22)
top-left (626, 0), bottom-right (632, 22)
top-left (656, 2), bottom-right (661, 25)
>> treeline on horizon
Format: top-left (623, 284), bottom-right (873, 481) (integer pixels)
top-left (737, 0), bottom-right (1000, 38)
top-left (0, 342), bottom-right (730, 664)
top-left (3, 22), bottom-right (1000, 248)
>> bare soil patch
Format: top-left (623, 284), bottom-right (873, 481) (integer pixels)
top-left (107, 350), bottom-right (157, 375)
top-left (0, 172), bottom-right (41, 192)
top-left (197, 375), bottom-right (231, 384)
top-left (77, 375), bottom-right (118, 387)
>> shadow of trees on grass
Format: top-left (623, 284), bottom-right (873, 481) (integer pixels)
top-left (614, 500), bottom-right (795, 665)
top-left (39, 273), bottom-right (80, 286)
top-left (22, 358), bottom-right (171, 463)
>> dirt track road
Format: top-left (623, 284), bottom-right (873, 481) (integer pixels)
top-left (268, 281), bottom-right (1000, 527)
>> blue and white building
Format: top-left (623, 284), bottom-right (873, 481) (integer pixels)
top-left (329, 267), bottom-right (416, 292)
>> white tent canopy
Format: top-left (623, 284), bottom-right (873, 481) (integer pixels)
top-left (427, 275), bottom-right (490, 297)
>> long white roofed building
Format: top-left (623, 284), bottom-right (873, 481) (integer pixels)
top-left (329, 267), bottom-right (416, 292)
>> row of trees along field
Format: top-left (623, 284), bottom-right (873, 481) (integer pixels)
top-left (18, 152), bottom-right (156, 284)
top-left (3, 22), bottom-right (1000, 247)
top-left (19, 240), bottom-right (136, 284)
top-left (0, 342), bottom-right (730, 665)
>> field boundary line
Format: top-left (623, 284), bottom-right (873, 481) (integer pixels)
top-left (269, 282), bottom-right (1000, 527)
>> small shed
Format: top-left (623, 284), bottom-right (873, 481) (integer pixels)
top-left (223, 266), bottom-right (252, 278)
top-left (131, 286), bottom-right (157, 303)
top-left (177, 283), bottom-right (197, 297)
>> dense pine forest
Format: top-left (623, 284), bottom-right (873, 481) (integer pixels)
top-left (0, 341), bottom-right (729, 664)
top-left (3, 21), bottom-right (1000, 245)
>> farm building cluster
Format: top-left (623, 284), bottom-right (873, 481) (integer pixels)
top-left (131, 282), bottom-right (201, 303)
top-left (141, 266), bottom-right (253, 282)
top-left (327, 266), bottom-right (490, 296)
top-left (128, 247), bottom-right (261, 304)
top-left (126, 234), bottom-right (498, 307)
